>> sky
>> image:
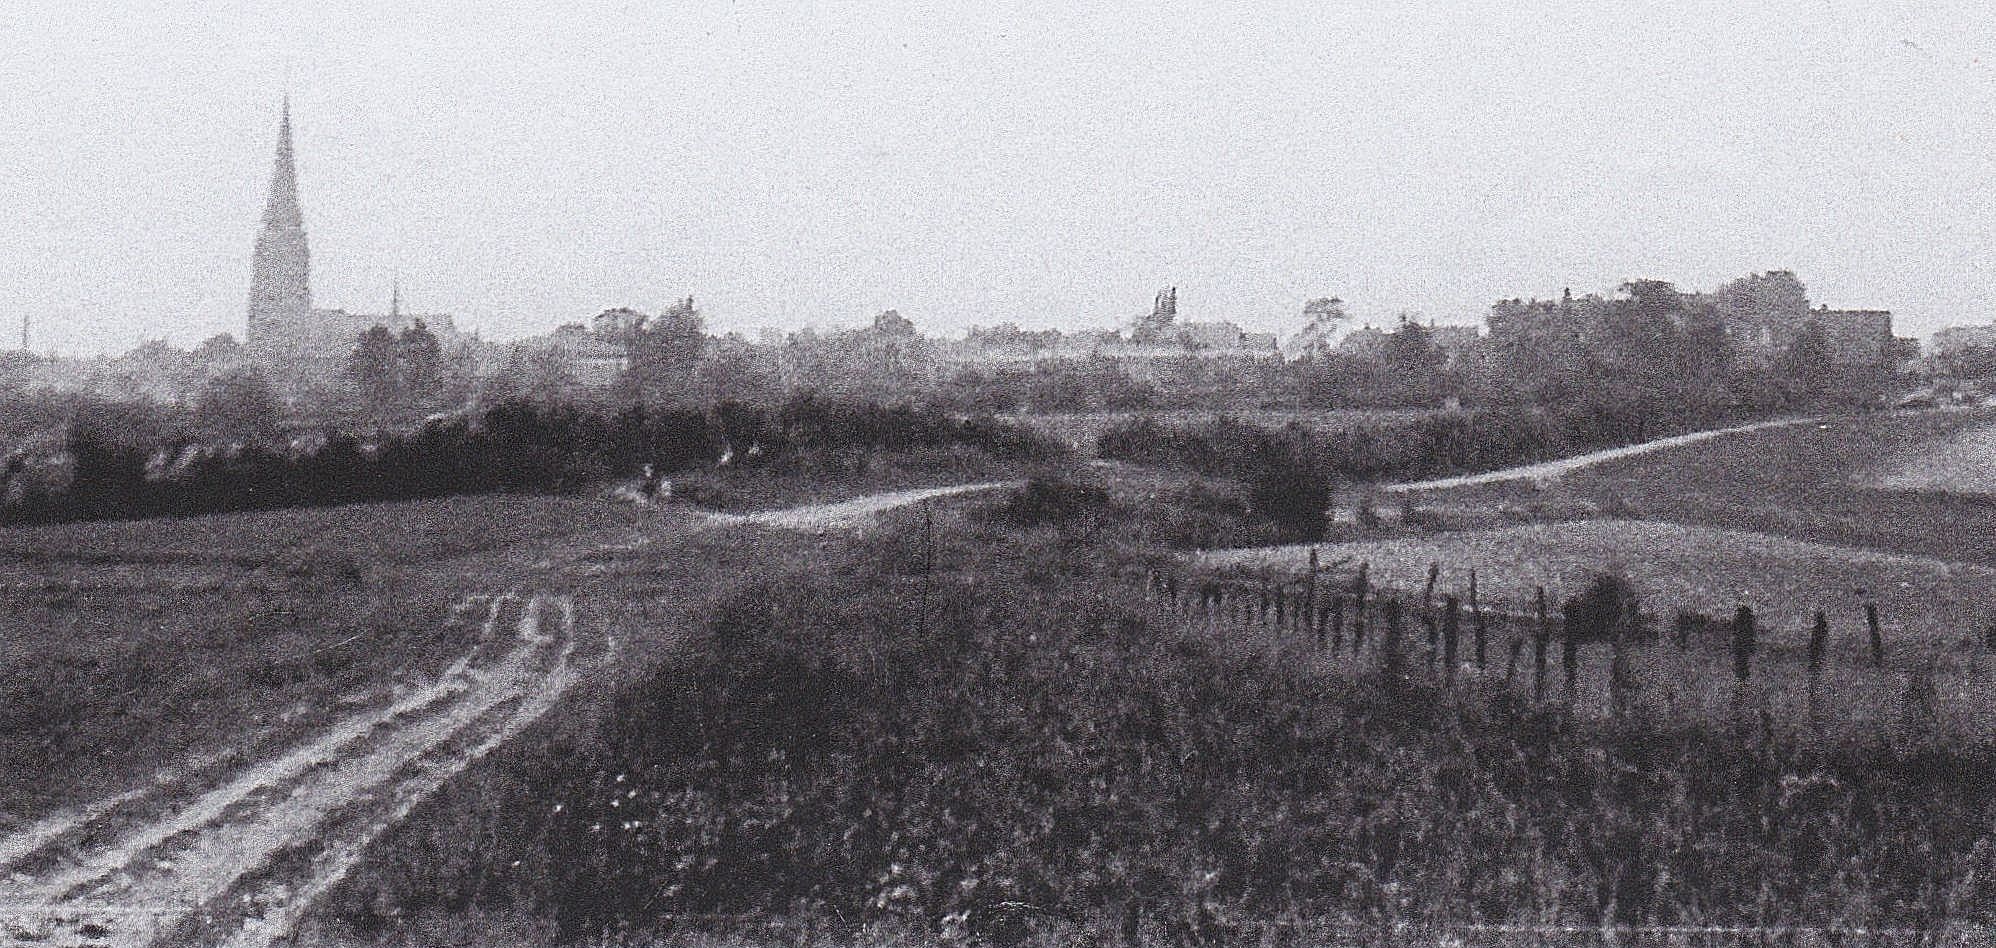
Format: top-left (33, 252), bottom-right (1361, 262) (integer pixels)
top-left (3, 1), bottom-right (1995, 355)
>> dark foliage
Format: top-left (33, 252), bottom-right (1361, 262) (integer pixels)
top-left (2, 396), bottom-right (1054, 527)
top-left (1098, 416), bottom-right (1333, 542)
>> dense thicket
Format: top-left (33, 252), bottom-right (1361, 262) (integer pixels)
top-left (0, 396), bottom-right (1052, 526)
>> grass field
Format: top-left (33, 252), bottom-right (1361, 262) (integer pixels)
top-left (1863, 415), bottom-right (1996, 495)
top-left (1414, 408), bottom-right (1996, 564)
top-left (1203, 519), bottom-right (1996, 646)
top-left (0, 494), bottom-right (661, 826)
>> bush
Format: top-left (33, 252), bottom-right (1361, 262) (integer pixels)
top-left (1562, 569), bottom-right (1642, 643)
top-left (994, 475), bottom-right (1111, 527)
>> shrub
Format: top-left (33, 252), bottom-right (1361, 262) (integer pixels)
top-left (994, 475), bottom-right (1111, 527)
top-left (1562, 569), bottom-right (1642, 643)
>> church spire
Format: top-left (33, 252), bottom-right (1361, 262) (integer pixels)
top-left (247, 97), bottom-right (312, 352)
top-left (390, 272), bottom-right (401, 319)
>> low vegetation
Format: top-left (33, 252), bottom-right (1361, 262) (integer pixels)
top-left (313, 478), bottom-right (1996, 945)
top-left (0, 494), bottom-right (652, 822)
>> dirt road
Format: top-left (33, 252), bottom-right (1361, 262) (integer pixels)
top-left (1378, 417), bottom-right (1816, 494)
top-left (702, 481), bottom-right (1007, 531)
top-left (0, 483), bottom-right (1002, 948)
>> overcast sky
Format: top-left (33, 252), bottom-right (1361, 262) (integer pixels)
top-left (4, 1), bottom-right (1994, 354)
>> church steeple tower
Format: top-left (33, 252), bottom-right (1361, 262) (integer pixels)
top-left (246, 97), bottom-right (312, 352)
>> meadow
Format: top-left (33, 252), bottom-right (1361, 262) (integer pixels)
top-left (300, 476), bottom-right (1996, 946)
top-left (0, 494), bottom-right (658, 824)
top-left (1424, 408), bottom-right (1996, 564)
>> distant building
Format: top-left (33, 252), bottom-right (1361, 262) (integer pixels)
top-left (515, 322), bottom-right (628, 390)
top-left (1932, 323), bottom-right (1996, 357)
top-left (243, 100), bottom-right (463, 387)
top-left (945, 286), bottom-right (1280, 367)
top-left (1806, 306), bottom-right (1894, 367)
top-left (1711, 271), bottom-right (1893, 368)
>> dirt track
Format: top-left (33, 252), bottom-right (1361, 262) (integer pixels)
top-left (0, 484), bottom-right (997, 948)
top-left (1378, 417), bottom-right (1816, 493)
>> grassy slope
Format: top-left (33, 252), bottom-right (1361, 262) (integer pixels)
top-left (304, 483), bottom-right (1996, 946)
top-left (0, 494), bottom-right (660, 824)
top-left (1427, 409), bottom-right (1996, 564)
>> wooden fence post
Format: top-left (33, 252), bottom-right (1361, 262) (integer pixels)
top-left (1423, 562), bottom-right (1441, 669)
top-left (1609, 610), bottom-right (1632, 718)
top-left (1329, 595), bottom-right (1344, 654)
top-left (1732, 605), bottom-right (1756, 682)
top-left (1562, 603), bottom-right (1579, 704)
top-left (1352, 564), bottom-right (1370, 653)
top-left (1382, 596), bottom-right (1403, 682)
top-left (1469, 569), bottom-right (1488, 669)
top-left (1808, 610), bottom-right (1828, 735)
top-left (1442, 596), bottom-right (1461, 686)
top-left (1305, 548), bottom-right (1319, 646)
top-left (1533, 586), bottom-right (1550, 703)
top-left (1808, 611), bottom-right (1828, 677)
top-left (1866, 603), bottom-right (1885, 667)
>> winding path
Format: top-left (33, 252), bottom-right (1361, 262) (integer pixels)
top-left (1377, 417), bottom-right (1817, 494)
top-left (0, 483), bottom-right (1005, 948)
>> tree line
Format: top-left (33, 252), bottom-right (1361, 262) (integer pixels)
top-left (0, 395), bottom-right (1053, 526)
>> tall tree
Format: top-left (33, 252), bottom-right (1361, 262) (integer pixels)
top-left (397, 320), bottom-right (443, 399)
top-left (344, 326), bottom-right (401, 419)
top-left (624, 297), bottom-right (706, 403)
top-left (1780, 319), bottom-right (1833, 392)
top-left (194, 369), bottom-right (284, 446)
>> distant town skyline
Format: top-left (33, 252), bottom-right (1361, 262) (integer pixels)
top-left (4, 0), bottom-right (1994, 355)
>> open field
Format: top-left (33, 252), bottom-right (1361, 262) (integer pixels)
top-left (1201, 519), bottom-right (1996, 646)
top-left (1395, 408), bottom-right (1996, 564)
top-left (0, 474), bottom-right (996, 947)
top-left (1863, 415), bottom-right (1996, 495)
top-left (0, 494), bottom-right (662, 826)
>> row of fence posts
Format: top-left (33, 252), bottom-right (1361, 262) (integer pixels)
top-left (1140, 548), bottom-right (1933, 716)
top-left (1141, 551), bottom-right (1577, 705)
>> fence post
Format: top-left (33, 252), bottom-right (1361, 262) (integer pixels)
top-left (1562, 600), bottom-right (1579, 705)
top-left (1533, 586), bottom-right (1550, 703)
top-left (1442, 595), bottom-right (1461, 686)
top-left (1610, 609), bottom-right (1632, 718)
top-left (1352, 563), bottom-right (1370, 653)
top-left (1808, 611), bottom-right (1828, 677)
top-left (1732, 605), bottom-right (1756, 682)
top-left (1329, 595), bottom-right (1344, 654)
top-left (1866, 603), bottom-right (1885, 667)
top-left (1808, 610), bottom-right (1828, 737)
top-left (1305, 548), bottom-right (1319, 646)
top-left (1382, 596), bottom-right (1403, 682)
top-left (1422, 562), bottom-right (1441, 669)
top-left (1469, 569), bottom-right (1488, 669)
